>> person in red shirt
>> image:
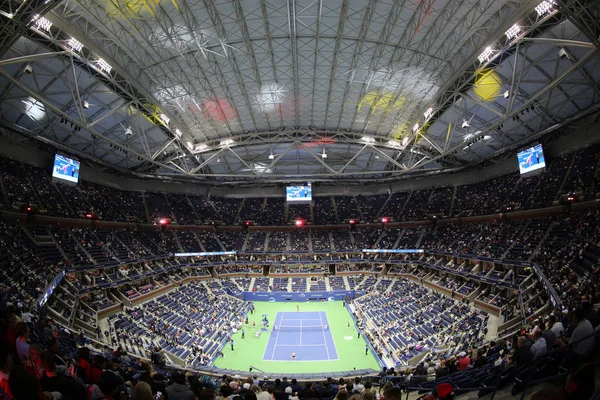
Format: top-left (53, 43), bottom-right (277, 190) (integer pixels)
top-left (458, 351), bottom-right (471, 370)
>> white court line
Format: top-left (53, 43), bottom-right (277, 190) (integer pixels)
top-left (263, 313), bottom-right (282, 361)
top-left (299, 319), bottom-right (302, 346)
top-left (318, 311), bottom-right (332, 360)
top-left (275, 344), bottom-right (325, 347)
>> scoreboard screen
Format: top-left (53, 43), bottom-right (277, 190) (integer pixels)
top-left (52, 153), bottom-right (80, 184)
top-left (286, 185), bottom-right (312, 203)
top-left (517, 144), bottom-right (546, 175)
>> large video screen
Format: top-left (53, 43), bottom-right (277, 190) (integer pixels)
top-left (286, 185), bottom-right (312, 202)
top-left (517, 144), bottom-right (546, 175)
top-left (52, 153), bottom-right (80, 184)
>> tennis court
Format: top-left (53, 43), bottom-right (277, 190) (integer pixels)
top-left (263, 311), bottom-right (338, 361)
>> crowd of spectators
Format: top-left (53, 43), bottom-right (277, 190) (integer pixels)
top-left (2, 143), bottom-right (600, 229)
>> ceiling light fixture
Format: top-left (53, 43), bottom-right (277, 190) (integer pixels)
top-left (503, 90), bottom-right (510, 98)
top-left (124, 126), bottom-right (133, 136)
top-left (268, 153), bottom-right (274, 160)
top-left (461, 120), bottom-right (469, 129)
top-left (321, 149), bottom-right (327, 159)
top-left (360, 136), bottom-right (375, 144)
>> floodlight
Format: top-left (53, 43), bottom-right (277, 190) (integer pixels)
top-left (321, 149), bottom-right (327, 159)
top-left (478, 47), bottom-right (494, 63)
top-left (67, 37), bottom-right (83, 52)
top-left (503, 90), bottom-right (510, 98)
top-left (32, 15), bottom-right (52, 32)
top-left (23, 63), bottom-right (33, 74)
top-left (124, 126), bottom-right (133, 136)
top-left (194, 143), bottom-right (209, 152)
top-left (535, 1), bottom-right (554, 16)
top-left (461, 120), bottom-right (469, 129)
top-left (82, 101), bottom-right (90, 109)
top-left (174, 128), bottom-right (182, 138)
top-left (219, 138), bottom-right (235, 147)
top-left (386, 140), bottom-right (402, 149)
top-left (505, 24), bottom-right (521, 40)
top-left (268, 153), bottom-right (274, 160)
top-left (360, 136), bottom-right (375, 144)
top-left (423, 107), bottom-right (434, 119)
top-left (158, 113), bottom-right (170, 125)
top-left (96, 58), bottom-right (112, 74)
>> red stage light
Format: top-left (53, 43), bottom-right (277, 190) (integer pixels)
top-left (159, 218), bottom-right (169, 225)
top-left (245, 221), bottom-right (251, 226)
top-left (349, 219), bottom-right (356, 225)
top-left (295, 219), bottom-right (304, 227)
top-left (86, 213), bottom-right (93, 219)
top-left (381, 217), bottom-right (389, 224)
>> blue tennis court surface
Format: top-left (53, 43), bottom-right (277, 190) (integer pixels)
top-left (263, 311), bottom-right (338, 361)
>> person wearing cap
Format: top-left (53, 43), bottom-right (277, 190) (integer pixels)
top-left (167, 371), bottom-right (195, 400)
top-left (284, 386), bottom-right (298, 400)
top-left (457, 351), bottom-right (470, 371)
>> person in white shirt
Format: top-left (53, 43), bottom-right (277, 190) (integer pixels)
top-left (548, 315), bottom-right (563, 337)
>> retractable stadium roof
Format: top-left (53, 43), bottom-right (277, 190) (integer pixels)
top-left (0, 0), bottom-right (598, 186)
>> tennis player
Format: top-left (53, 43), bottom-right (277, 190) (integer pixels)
top-left (291, 351), bottom-right (296, 360)
top-left (297, 305), bottom-right (300, 312)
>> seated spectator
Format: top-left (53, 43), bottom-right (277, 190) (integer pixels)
top-left (15, 321), bottom-right (30, 362)
top-left (40, 350), bottom-right (85, 399)
top-left (8, 365), bottom-right (43, 400)
top-left (530, 330), bottom-right (547, 359)
top-left (457, 352), bottom-right (470, 370)
top-left (510, 336), bottom-right (533, 368)
top-left (135, 381), bottom-right (159, 400)
top-left (89, 370), bottom-right (123, 400)
top-left (0, 343), bottom-right (13, 398)
top-left (167, 371), bottom-right (195, 400)
top-left (563, 308), bottom-right (595, 368)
